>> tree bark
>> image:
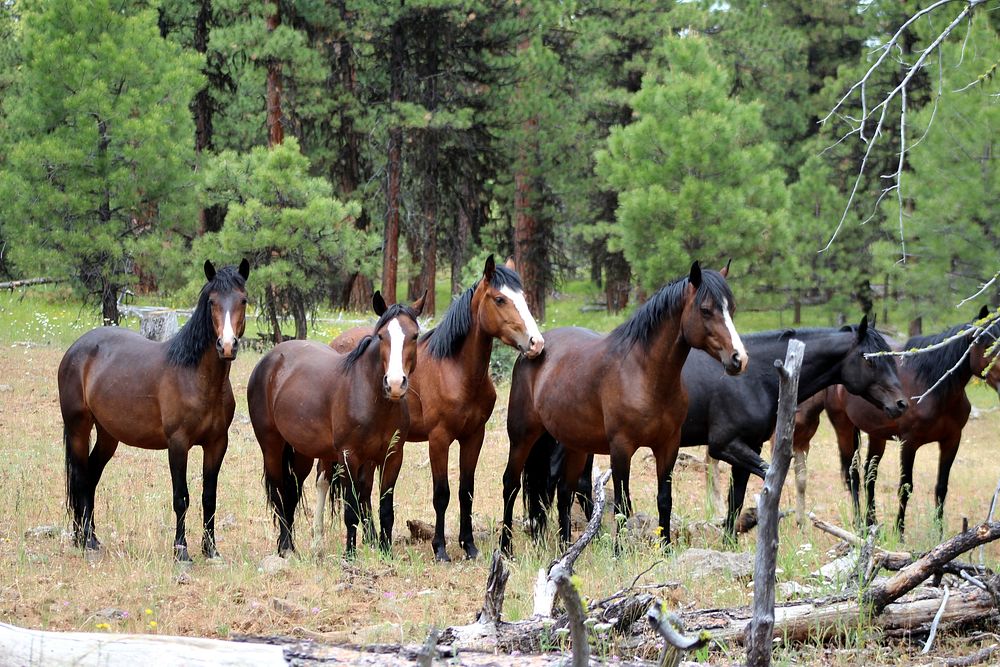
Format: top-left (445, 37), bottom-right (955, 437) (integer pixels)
top-left (265, 0), bottom-right (283, 148)
top-left (381, 16), bottom-right (404, 304)
top-left (747, 339), bottom-right (804, 667)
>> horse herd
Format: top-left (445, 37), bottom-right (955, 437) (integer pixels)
top-left (56, 258), bottom-right (1000, 563)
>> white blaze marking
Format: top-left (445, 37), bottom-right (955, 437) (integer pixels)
top-left (221, 309), bottom-right (236, 348)
top-left (500, 285), bottom-right (543, 347)
top-left (722, 298), bottom-right (746, 361)
top-left (385, 318), bottom-right (406, 388)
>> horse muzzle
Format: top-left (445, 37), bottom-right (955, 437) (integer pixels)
top-left (884, 397), bottom-right (909, 419)
top-left (722, 350), bottom-right (747, 376)
top-left (520, 335), bottom-right (545, 359)
top-left (216, 337), bottom-right (240, 360)
top-left (383, 375), bottom-right (408, 400)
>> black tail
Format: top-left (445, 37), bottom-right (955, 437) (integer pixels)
top-left (264, 442), bottom-right (297, 527)
top-left (522, 432), bottom-right (560, 527)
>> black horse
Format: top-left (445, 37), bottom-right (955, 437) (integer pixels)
top-left (523, 317), bottom-right (910, 539)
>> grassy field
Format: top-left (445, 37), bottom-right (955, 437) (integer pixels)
top-left (1, 285), bottom-right (999, 664)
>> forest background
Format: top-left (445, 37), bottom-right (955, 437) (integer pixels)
top-left (0, 0), bottom-right (997, 339)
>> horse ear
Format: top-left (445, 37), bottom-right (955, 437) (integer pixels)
top-left (372, 290), bottom-right (387, 316)
top-left (204, 260), bottom-right (216, 281)
top-left (504, 255), bottom-right (516, 271)
top-left (688, 261), bottom-right (702, 289)
top-left (978, 304), bottom-right (990, 321)
top-left (411, 289), bottom-right (427, 316)
top-left (857, 314), bottom-right (869, 341)
top-left (483, 254), bottom-right (496, 283)
top-left (720, 258), bottom-right (732, 278)
top-left (238, 258), bottom-right (250, 280)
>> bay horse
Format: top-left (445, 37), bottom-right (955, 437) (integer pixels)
top-left (525, 317), bottom-right (909, 539)
top-left (247, 292), bottom-right (423, 557)
top-left (793, 306), bottom-right (1000, 535)
top-left (499, 262), bottom-right (747, 555)
top-left (58, 259), bottom-right (249, 561)
top-left (320, 255), bottom-right (543, 560)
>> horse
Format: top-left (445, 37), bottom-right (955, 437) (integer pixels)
top-left (792, 305), bottom-right (1000, 535)
top-left (319, 255), bottom-right (544, 560)
top-left (499, 261), bottom-right (747, 555)
top-left (58, 259), bottom-right (250, 561)
top-left (246, 291), bottom-right (423, 557)
top-left (523, 317), bottom-right (910, 540)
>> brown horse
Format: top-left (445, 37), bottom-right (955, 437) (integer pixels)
top-left (247, 292), bottom-right (423, 556)
top-left (793, 306), bottom-right (1000, 534)
top-left (319, 255), bottom-right (543, 560)
top-left (58, 259), bottom-right (250, 561)
top-left (499, 262), bottom-right (746, 554)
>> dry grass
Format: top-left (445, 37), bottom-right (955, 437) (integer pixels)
top-left (1, 339), bottom-right (999, 664)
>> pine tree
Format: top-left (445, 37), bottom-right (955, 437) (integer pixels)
top-left (595, 35), bottom-right (790, 296)
top-left (0, 0), bottom-right (203, 323)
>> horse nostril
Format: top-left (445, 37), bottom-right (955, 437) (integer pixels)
top-left (731, 351), bottom-right (742, 367)
top-left (382, 376), bottom-right (390, 393)
top-left (216, 338), bottom-right (224, 351)
top-left (896, 399), bottom-right (908, 410)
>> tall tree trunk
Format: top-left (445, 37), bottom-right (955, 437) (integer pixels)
top-left (96, 115), bottom-right (120, 326)
top-left (604, 251), bottom-right (630, 314)
top-left (450, 178), bottom-right (473, 296)
top-left (382, 16), bottom-right (404, 304)
top-left (266, 284), bottom-right (283, 344)
top-left (333, 0), bottom-right (372, 310)
top-left (193, 0), bottom-right (224, 234)
top-left (415, 40), bottom-right (439, 316)
top-left (265, 0), bottom-right (284, 148)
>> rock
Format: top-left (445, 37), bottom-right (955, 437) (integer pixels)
top-left (675, 548), bottom-right (754, 581)
top-left (0, 384), bottom-right (12, 392)
top-left (174, 571), bottom-right (194, 585)
top-left (777, 581), bottom-right (813, 598)
top-left (25, 525), bottom-right (61, 539)
top-left (258, 554), bottom-right (289, 575)
top-left (811, 553), bottom-right (858, 582)
top-left (139, 310), bottom-right (179, 342)
top-left (622, 512), bottom-right (657, 540)
top-left (96, 608), bottom-right (128, 620)
top-left (406, 519), bottom-right (435, 542)
top-left (217, 513), bottom-right (237, 530)
top-left (271, 597), bottom-right (308, 617)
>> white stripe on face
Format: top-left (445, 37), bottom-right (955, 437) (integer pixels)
top-left (221, 309), bottom-right (236, 348)
top-left (500, 285), bottom-right (543, 345)
top-left (385, 318), bottom-right (406, 389)
top-left (722, 298), bottom-right (746, 360)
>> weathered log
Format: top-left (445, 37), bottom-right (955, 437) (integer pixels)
top-left (0, 277), bottom-right (64, 290)
top-left (747, 339), bottom-right (804, 667)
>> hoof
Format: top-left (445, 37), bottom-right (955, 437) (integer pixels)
top-left (84, 535), bottom-right (102, 551)
top-left (174, 544), bottom-right (193, 563)
top-left (462, 543), bottom-right (480, 560)
top-left (433, 547), bottom-right (451, 562)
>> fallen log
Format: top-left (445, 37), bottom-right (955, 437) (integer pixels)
top-left (0, 277), bottom-right (65, 290)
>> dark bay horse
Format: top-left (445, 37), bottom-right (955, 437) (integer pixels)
top-left (247, 292), bottom-right (423, 557)
top-left (321, 255), bottom-right (544, 560)
top-left (499, 262), bottom-right (747, 555)
top-left (58, 259), bottom-right (250, 561)
top-left (525, 317), bottom-right (909, 539)
top-left (793, 306), bottom-right (1000, 535)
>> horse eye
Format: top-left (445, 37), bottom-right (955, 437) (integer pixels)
top-left (495, 296), bottom-right (506, 306)
top-left (241, 297), bottom-right (248, 305)
top-left (700, 307), bottom-right (713, 318)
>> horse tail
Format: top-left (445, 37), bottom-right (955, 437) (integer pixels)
top-left (263, 442), bottom-right (297, 527)
top-left (522, 432), bottom-right (560, 526)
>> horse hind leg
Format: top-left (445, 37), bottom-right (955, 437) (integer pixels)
top-left (82, 425), bottom-right (119, 551)
top-left (933, 436), bottom-right (961, 536)
top-left (312, 459), bottom-right (333, 553)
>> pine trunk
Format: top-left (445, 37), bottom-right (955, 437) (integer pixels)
top-left (265, 0), bottom-right (283, 148)
top-left (382, 19), bottom-right (404, 304)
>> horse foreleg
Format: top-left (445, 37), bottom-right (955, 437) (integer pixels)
top-left (378, 442), bottom-right (405, 554)
top-left (499, 426), bottom-right (543, 557)
top-left (343, 459), bottom-right (362, 559)
top-left (312, 459), bottom-right (333, 552)
top-left (458, 427), bottom-right (486, 559)
top-left (897, 442), bottom-right (917, 538)
top-left (428, 434), bottom-right (453, 561)
top-left (357, 462), bottom-right (377, 547)
top-left (863, 437), bottom-right (886, 528)
top-left (167, 440), bottom-right (192, 562)
top-left (934, 436), bottom-right (961, 536)
top-left (609, 441), bottom-right (636, 553)
top-left (201, 436), bottom-right (228, 559)
top-left (654, 442), bottom-right (681, 549)
top-left (708, 440), bottom-right (768, 479)
top-left (724, 465), bottom-right (753, 541)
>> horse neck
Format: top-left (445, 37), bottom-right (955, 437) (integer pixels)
top-left (639, 316), bottom-right (690, 391)
top-left (194, 347), bottom-right (233, 393)
top-left (352, 338), bottom-right (390, 402)
top-left (451, 293), bottom-right (496, 385)
top-left (793, 331), bottom-right (858, 401)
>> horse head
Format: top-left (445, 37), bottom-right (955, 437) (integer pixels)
top-left (971, 305), bottom-right (1000, 398)
top-left (473, 255), bottom-right (544, 358)
top-left (680, 260), bottom-right (747, 375)
top-left (204, 258), bottom-right (250, 361)
top-left (840, 315), bottom-right (908, 418)
top-left (372, 290), bottom-right (424, 400)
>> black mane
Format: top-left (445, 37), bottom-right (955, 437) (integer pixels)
top-left (166, 265), bottom-right (246, 367)
top-left (424, 264), bottom-right (524, 359)
top-left (903, 320), bottom-right (988, 396)
top-left (608, 269), bottom-right (733, 353)
top-left (341, 303), bottom-right (421, 371)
